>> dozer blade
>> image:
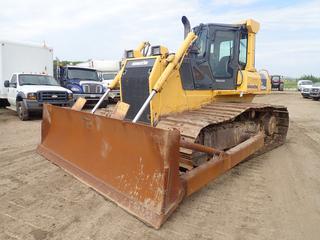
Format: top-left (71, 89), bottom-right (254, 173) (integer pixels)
top-left (37, 104), bottom-right (184, 229)
top-left (37, 104), bottom-right (267, 229)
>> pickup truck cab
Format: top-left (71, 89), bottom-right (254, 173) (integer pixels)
top-left (4, 73), bottom-right (73, 120)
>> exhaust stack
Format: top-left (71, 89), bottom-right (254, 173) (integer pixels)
top-left (181, 16), bottom-right (191, 39)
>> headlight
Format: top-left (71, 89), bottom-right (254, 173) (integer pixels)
top-left (71, 86), bottom-right (81, 92)
top-left (68, 93), bottom-right (73, 100)
top-left (27, 92), bottom-right (37, 100)
top-left (151, 46), bottom-right (161, 55)
top-left (151, 45), bottom-right (168, 56)
top-left (125, 50), bottom-right (134, 58)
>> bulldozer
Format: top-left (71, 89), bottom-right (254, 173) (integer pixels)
top-left (37, 16), bottom-right (289, 229)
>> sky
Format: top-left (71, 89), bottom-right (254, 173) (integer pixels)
top-left (1, 0), bottom-right (320, 77)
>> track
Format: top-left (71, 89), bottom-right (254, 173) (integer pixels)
top-left (157, 102), bottom-right (289, 166)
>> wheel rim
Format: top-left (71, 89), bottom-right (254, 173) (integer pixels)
top-left (18, 104), bottom-right (23, 119)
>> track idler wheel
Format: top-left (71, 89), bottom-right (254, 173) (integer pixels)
top-left (264, 115), bottom-right (277, 136)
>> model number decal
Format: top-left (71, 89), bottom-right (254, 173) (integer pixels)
top-left (131, 60), bottom-right (149, 66)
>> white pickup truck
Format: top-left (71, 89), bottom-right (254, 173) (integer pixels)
top-left (4, 73), bottom-right (73, 120)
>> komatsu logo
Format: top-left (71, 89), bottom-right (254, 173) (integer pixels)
top-left (131, 60), bottom-right (149, 66)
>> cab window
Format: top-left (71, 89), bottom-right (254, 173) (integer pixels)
top-left (195, 28), bottom-right (208, 58)
top-left (239, 32), bottom-right (248, 68)
top-left (209, 30), bottom-right (235, 78)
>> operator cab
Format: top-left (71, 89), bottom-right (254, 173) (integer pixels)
top-left (180, 18), bottom-right (251, 90)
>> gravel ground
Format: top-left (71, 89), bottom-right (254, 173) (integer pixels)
top-left (0, 91), bottom-right (320, 240)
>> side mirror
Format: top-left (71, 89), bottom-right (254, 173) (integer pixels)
top-left (4, 80), bottom-right (10, 88)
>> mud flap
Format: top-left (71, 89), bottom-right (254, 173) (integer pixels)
top-left (37, 104), bottom-right (184, 229)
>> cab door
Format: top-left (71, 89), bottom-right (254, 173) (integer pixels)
top-left (208, 28), bottom-right (239, 90)
top-left (7, 74), bottom-right (18, 106)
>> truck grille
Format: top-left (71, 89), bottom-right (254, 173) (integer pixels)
top-left (311, 88), bottom-right (319, 93)
top-left (303, 88), bottom-right (310, 93)
top-left (37, 91), bottom-right (68, 102)
top-left (82, 84), bottom-right (103, 93)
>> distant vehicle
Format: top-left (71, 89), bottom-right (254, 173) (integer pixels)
top-left (56, 66), bottom-right (105, 105)
top-left (76, 60), bottom-right (120, 101)
top-left (297, 80), bottom-right (313, 91)
top-left (301, 85), bottom-right (312, 98)
top-left (4, 73), bottom-right (73, 120)
top-left (309, 82), bottom-right (320, 101)
top-left (0, 40), bottom-right (53, 107)
top-left (271, 75), bottom-right (284, 91)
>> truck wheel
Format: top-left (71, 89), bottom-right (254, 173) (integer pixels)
top-left (279, 84), bottom-right (284, 91)
top-left (16, 101), bottom-right (29, 121)
top-left (0, 99), bottom-right (10, 108)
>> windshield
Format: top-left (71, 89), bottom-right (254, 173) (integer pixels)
top-left (313, 82), bottom-right (320, 87)
top-left (19, 75), bottom-right (59, 86)
top-left (272, 76), bottom-right (280, 81)
top-left (67, 68), bottom-right (99, 81)
top-left (300, 80), bottom-right (313, 85)
top-left (102, 73), bottom-right (116, 80)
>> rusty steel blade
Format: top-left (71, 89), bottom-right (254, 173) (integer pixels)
top-left (37, 104), bottom-right (184, 229)
top-left (37, 104), bottom-right (269, 229)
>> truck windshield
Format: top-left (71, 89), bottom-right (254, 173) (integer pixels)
top-left (300, 80), bottom-right (313, 85)
top-left (102, 73), bottom-right (116, 80)
top-left (272, 76), bottom-right (280, 81)
top-left (19, 75), bottom-right (59, 86)
top-left (68, 68), bottom-right (99, 81)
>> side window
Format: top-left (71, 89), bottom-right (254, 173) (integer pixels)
top-left (239, 31), bottom-right (248, 68)
top-left (209, 30), bottom-right (236, 78)
top-left (219, 40), bottom-right (233, 60)
top-left (10, 74), bottom-right (17, 88)
top-left (195, 28), bottom-right (208, 58)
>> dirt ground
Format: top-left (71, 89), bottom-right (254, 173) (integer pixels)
top-left (1, 92), bottom-right (320, 240)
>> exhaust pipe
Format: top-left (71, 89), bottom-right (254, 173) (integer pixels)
top-left (181, 16), bottom-right (191, 39)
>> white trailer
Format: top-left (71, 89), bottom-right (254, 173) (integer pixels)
top-left (0, 40), bottom-right (53, 106)
top-left (76, 59), bottom-right (120, 80)
top-left (76, 59), bottom-right (119, 72)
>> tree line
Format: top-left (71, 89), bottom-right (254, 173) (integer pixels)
top-left (298, 74), bottom-right (320, 82)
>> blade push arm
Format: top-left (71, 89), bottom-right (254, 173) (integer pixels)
top-left (91, 65), bottom-right (124, 114)
top-left (91, 42), bottom-right (150, 114)
top-left (132, 32), bottom-right (197, 122)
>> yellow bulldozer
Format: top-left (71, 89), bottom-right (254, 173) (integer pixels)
top-left (37, 16), bottom-right (289, 228)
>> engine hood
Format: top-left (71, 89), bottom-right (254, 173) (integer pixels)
top-left (20, 85), bottom-right (72, 94)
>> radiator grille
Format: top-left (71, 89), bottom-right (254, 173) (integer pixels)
top-left (37, 91), bottom-right (68, 102)
top-left (82, 84), bottom-right (103, 93)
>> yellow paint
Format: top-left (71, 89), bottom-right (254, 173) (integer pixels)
top-left (133, 42), bottom-right (150, 58)
top-left (116, 19), bottom-right (270, 126)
